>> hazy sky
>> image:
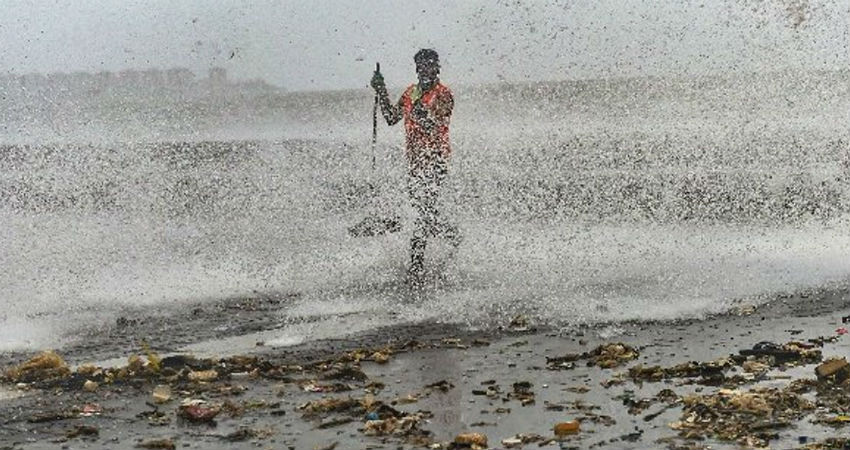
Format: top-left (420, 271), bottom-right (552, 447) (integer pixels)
top-left (0, 0), bottom-right (847, 91)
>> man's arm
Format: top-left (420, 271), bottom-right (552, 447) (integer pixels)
top-left (377, 87), bottom-right (403, 126)
top-left (371, 70), bottom-right (402, 126)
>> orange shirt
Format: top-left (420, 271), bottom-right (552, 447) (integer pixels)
top-left (400, 82), bottom-right (453, 168)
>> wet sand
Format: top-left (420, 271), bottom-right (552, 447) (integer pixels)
top-left (1, 283), bottom-right (850, 450)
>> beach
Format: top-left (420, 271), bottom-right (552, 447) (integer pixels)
top-left (1, 282), bottom-right (850, 450)
top-left (2, 72), bottom-right (850, 449)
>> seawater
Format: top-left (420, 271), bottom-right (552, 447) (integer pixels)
top-left (2, 71), bottom-right (850, 351)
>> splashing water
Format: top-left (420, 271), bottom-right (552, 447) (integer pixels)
top-left (2, 70), bottom-right (850, 352)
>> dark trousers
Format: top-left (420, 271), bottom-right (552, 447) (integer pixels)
top-left (407, 162), bottom-right (459, 270)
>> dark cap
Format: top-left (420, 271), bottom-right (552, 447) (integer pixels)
top-left (414, 48), bottom-right (439, 66)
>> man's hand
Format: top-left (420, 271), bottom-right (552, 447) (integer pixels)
top-left (371, 69), bottom-right (386, 92)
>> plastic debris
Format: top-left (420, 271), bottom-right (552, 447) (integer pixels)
top-left (452, 432), bottom-right (488, 449)
top-left (187, 369), bottom-right (218, 382)
top-left (815, 357), bottom-right (850, 381)
top-left (152, 385), bottom-right (172, 404)
top-left (502, 433), bottom-right (546, 448)
top-left (553, 420), bottom-right (581, 436)
top-left (363, 414), bottom-right (425, 437)
top-left (179, 400), bottom-right (220, 423)
top-left (79, 404), bottom-right (103, 417)
top-left (502, 436), bottom-right (523, 448)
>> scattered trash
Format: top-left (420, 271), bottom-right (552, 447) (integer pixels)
top-left (365, 412), bottom-right (379, 421)
top-left (362, 414), bottom-right (428, 439)
top-left (178, 400), bottom-right (220, 423)
top-left (298, 397), bottom-right (362, 415)
top-left (741, 360), bottom-right (770, 374)
top-left (837, 328), bottom-right (848, 336)
top-left (301, 381), bottom-right (353, 393)
top-left (4, 350), bottom-right (71, 382)
top-left (739, 341), bottom-right (822, 365)
top-left (670, 387), bottom-right (813, 445)
top-left (553, 420), bottom-right (581, 437)
top-left (441, 338), bottom-right (468, 349)
top-left (509, 381), bottom-right (535, 406)
top-left (547, 343), bottom-right (639, 370)
top-left (733, 305), bottom-right (756, 316)
top-left (82, 380), bottom-right (98, 392)
top-left (395, 393), bottom-right (419, 404)
top-left (152, 385), bottom-right (172, 404)
top-left (138, 408), bottom-right (170, 426)
top-left (77, 364), bottom-right (101, 377)
top-left (79, 404), bottom-right (103, 417)
top-left (425, 380), bottom-right (454, 392)
top-left (370, 351), bottom-right (390, 364)
top-left (140, 340), bottom-right (162, 373)
top-left (136, 438), bottom-right (176, 450)
top-left (501, 433), bottom-right (546, 448)
top-left (629, 357), bottom-right (733, 383)
top-left (188, 369), bottom-right (218, 382)
top-left (815, 357), bottom-right (850, 381)
top-left (451, 432), bottom-right (488, 449)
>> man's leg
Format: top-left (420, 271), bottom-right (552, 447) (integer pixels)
top-left (409, 222), bottom-right (426, 275)
top-left (407, 174), bottom-right (432, 276)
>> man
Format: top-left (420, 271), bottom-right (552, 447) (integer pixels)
top-left (370, 48), bottom-right (461, 278)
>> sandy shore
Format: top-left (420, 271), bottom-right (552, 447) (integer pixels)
top-left (1, 283), bottom-right (850, 450)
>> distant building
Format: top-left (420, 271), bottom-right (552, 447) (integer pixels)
top-left (0, 66), bottom-right (281, 103)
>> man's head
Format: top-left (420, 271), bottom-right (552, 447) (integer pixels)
top-left (414, 48), bottom-right (440, 88)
